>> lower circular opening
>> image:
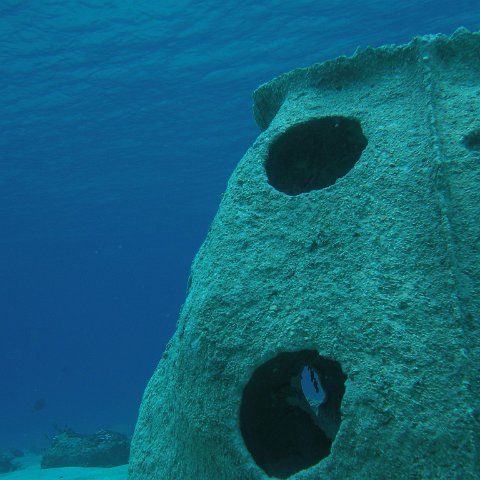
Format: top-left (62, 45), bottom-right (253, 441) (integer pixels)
top-left (240, 350), bottom-right (346, 478)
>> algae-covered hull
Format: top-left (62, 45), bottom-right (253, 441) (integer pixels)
top-left (129, 29), bottom-right (480, 479)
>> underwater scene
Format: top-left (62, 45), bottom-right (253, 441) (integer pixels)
top-left (1, 1), bottom-right (479, 479)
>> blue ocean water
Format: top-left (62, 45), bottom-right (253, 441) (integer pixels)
top-left (0, 0), bottom-right (478, 452)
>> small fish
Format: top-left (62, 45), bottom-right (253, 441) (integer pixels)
top-left (32, 398), bottom-right (46, 412)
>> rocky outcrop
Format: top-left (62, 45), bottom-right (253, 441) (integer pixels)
top-left (0, 453), bottom-right (18, 474)
top-left (41, 429), bottom-right (130, 469)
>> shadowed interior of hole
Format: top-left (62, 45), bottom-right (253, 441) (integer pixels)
top-left (463, 129), bottom-right (480, 150)
top-left (240, 350), bottom-right (346, 479)
top-left (264, 116), bottom-right (368, 195)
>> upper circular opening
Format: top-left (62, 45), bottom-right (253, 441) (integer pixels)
top-left (240, 350), bottom-right (346, 479)
top-left (265, 116), bottom-right (368, 195)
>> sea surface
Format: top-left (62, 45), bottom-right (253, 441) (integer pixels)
top-left (1, 0), bottom-right (479, 451)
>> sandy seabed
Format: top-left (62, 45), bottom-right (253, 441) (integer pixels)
top-left (1, 454), bottom-right (128, 480)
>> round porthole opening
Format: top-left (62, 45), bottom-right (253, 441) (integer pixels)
top-left (240, 350), bottom-right (346, 478)
top-left (265, 116), bottom-right (367, 195)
